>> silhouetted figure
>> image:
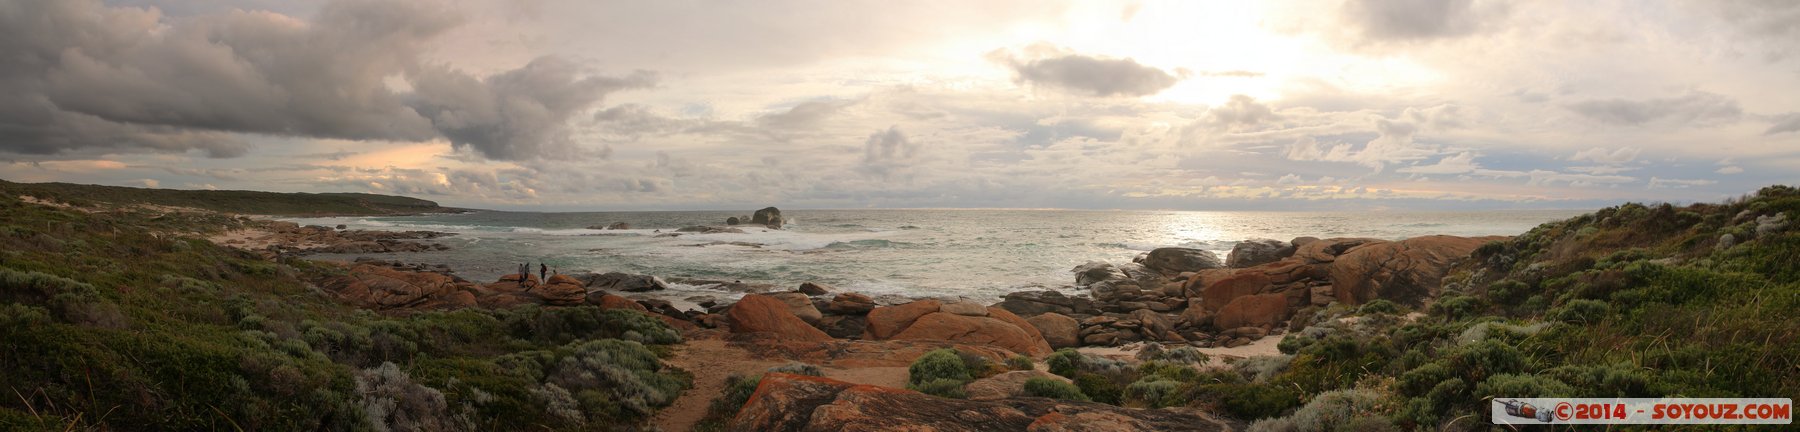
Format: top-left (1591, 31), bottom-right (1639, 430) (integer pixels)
top-left (539, 263), bottom-right (547, 282)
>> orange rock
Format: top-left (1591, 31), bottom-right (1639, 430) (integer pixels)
top-left (1213, 293), bottom-right (1289, 329)
top-left (1330, 235), bottom-right (1505, 306)
top-left (1200, 271), bottom-right (1271, 312)
top-left (890, 312), bottom-right (1051, 357)
top-left (319, 264), bottom-right (457, 309)
top-left (727, 294), bottom-right (832, 341)
top-left (861, 299), bottom-right (942, 340)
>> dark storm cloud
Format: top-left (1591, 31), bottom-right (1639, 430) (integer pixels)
top-left (0, 0), bottom-right (647, 161)
top-left (1563, 91), bottom-right (1743, 127)
top-left (1339, 0), bottom-right (1509, 42)
top-left (408, 58), bottom-right (655, 160)
top-left (991, 50), bottom-right (1182, 97)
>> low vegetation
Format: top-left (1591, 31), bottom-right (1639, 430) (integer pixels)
top-left (0, 180), bottom-right (453, 216)
top-left (0, 190), bottom-right (685, 430)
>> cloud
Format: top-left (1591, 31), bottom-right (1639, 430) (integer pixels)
top-left (408, 57), bottom-right (654, 160)
top-left (1769, 113), bottom-right (1800, 135)
top-left (1397, 151), bottom-right (1479, 175)
top-left (990, 47), bottom-right (1182, 97)
top-left (1563, 91), bottom-right (1742, 126)
top-left (1648, 177), bottom-right (1717, 189)
top-left (860, 126), bottom-right (923, 180)
top-left (1285, 116), bottom-right (1439, 173)
top-left (0, 0), bottom-right (647, 161)
top-left (1338, 0), bottom-right (1511, 43)
top-left (758, 99), bottom-right (859, 129)
top-left (1716, 165), bottom-right (1744, 174)
top-left (1568, 147), bottom-right (1640, 164)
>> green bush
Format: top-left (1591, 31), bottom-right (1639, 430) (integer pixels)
top-left (1073, 372), bottom-right (1124, 405)
top-left (1022, 377), bottom-right (1089, 401)
top-left (1123, 379), bottom-right (1183, 408)
top-left (1357, 300), bottom-right (1400, 315)
top-left (1144, 346), bottom-right (1209, 365)
top-left (912, 378), bottom-right (968, 399)
top-left (1006, 355), bottom-right (1035, 371)
top-left (699, 373), bottom-right (764, 430)
top-left (1046, 348), bottom-right (1082, 378)
top-left (1547, 299), bottom-right (1610, 324)
top-left (1247, 388), bottom-right (1391, 432)
top-left (956, 350), bottom-right (998, 378)
top-left (908, 349), bottom-right (971, 387)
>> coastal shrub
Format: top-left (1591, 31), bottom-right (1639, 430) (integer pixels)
top-left (1397, 363), bottom-right (1452, 397)
top-left (354, 362), bottom-right (470, 432)
top-left (768, 362), bottom-right (824, 376)
top-left (1155, 346), bottom-right (1209, 365)
top-left (700, 373), bottom-right (763, 430)
top-left (1428, 295), bottom-right (1483, 321)
top-left (1547, 299), bottom-right (1610, 324)
top-left (1073, 372), bottom-right (1124, 405)
top-left (1474, 374), bottom-right (1574, 400)
top-left (1022, 377), bottom-right (1088, 401)
top-left (1196, 382), bottom-right (1304, 420)
top-left (956, 350), bottom-right (999, 378)
top-left (1357, 300), bottom-right (1399, 315)
top-left (1046, 348), bottom-right (1082, 377)
top-left (1123, 379), bottom-right (1183, 408)
top-left (1247, 388), bottom-right (1392, 432)
top-left (501, 307), bottom-right (680, 346)
top-left (1138, 361), bottom-right (1200, 383)
top-left (908, 349), bottom-right (971, 387)
top-left (544, 339), bottom-right (687, 420)
top-left (1445, 339), bottom-right (1528, 384)
top-left (1235, 355), bottom-right (1294, 383)
top-left (913, 378), bottom-right (969, 399)
top-left (1543, 362), bottom-right (1659, 398)
top-left (1006, 355), bottom-right (1035, 371)
top-left (1134, 342), bottom-right (1167, 362)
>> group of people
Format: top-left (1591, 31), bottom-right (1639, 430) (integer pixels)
top-left (516, 262), bottom-right (558, 290)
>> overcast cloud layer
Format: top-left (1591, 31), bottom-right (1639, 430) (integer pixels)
top-left (1, 0), bottom-right (1796, 210)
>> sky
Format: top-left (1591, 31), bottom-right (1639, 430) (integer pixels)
top-left (1, 0), bottom-right (1797, 211)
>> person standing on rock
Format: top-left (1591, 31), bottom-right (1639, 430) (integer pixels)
top-left (539, 263), bottom-right (547, 283)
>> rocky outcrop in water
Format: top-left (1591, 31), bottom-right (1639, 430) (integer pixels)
top-left (752, 206), bottom-right (784, 229)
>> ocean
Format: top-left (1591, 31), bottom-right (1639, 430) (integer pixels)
top-left (284, 209), bottom-right (1584, 306)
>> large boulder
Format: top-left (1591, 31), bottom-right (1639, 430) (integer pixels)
top-left (766, 292), bottom-right (825, 325)
top-left (1071, 261), bottom-right (1126, 286)
top-left (319, 264), bottom-right (460, 309)
top-left (587, 293), bottom-right (648, 312)
top-left (1226, 238), bottom-right (1294, 268)
top-left (578, 272), bottom-right (670, 292)
top-left (966, 370), bottom-right (1071, 400)
top-left (727, 294), bottom-right (832, 341)
top-left (1140, 247), bottom-right (1224, 274)
top-left (1024, 313), bottom-right (1080, 348)
top-left (994, 290), bottom-right (1095, 317)
top-left (1199, 271), bottom-right (1272, 312)
top-left (752, 207), bottom-right (784, 228)
top-left (727, 373), bottom-right (1234, 432)
top-left (1293, 237), bottom-right (1386, 264)
top-left (826, 292), bottom-right (877, 315)
top-left (1330, 235), bottom-right (1505, 306)
top-left (798, 282), bottom-right (833, 296)
top-left (941, 301), bottom-right (990, 317)
top-left (863, 300), bottom-right (943, 340)
top-left (1213, 293), bottom-right (1289, 329)
top-left (890, 312), bottom-right (1052, 357)
top-left (537, 274), bottom-right (588, 306)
